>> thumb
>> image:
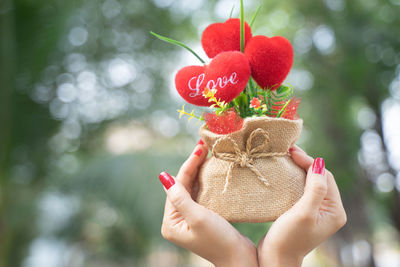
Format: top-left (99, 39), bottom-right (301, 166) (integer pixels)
top-left (159, 171), bottom-right (203, 223)
top-left (297, 158), bottom-right (328, 215)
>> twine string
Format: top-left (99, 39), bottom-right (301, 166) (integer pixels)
top-left (212, 128), bottom-right (287, 193)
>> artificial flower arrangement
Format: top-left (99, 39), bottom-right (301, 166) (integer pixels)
top-left (152, 1), bottom-right (306, 223)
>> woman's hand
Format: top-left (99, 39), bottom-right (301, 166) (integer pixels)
top-left (159, 141), bottom-right (258, 267)
top-left (257, 146), bottom-right (347, 267)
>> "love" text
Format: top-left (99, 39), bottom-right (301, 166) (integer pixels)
top-left (187, 72), bottom-right (238, 97)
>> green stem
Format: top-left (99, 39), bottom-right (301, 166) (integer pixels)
top-left (249, 77), bottom-right (257, 98)
top-left (232, 98), bottom-right (240, 113)
top-left (150, 31), bottom-right (205, 64)
top-left (240, 0), bottom-right (245, 52)
top-left (263, 90), bottom-right (268, 106)
top-left (277, 99), bottom-right (292, 118)
top-left (242, 93), bottom-right (249, 117)
top-left (266, 89), bottom-right (272, 112)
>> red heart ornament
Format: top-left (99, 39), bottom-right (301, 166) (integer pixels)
top-left (244, 35), bottom-right (294, 90)
top-left (201, 18), bottom-right (252, 58)
top-left (175, 51), bottom-right (251, 106)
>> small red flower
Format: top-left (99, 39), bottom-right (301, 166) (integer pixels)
top-left (250, 97), bottom-right (261, 108)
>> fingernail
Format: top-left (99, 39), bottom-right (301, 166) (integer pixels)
top-left (289, 147), bottom-right (296, 153)
top-left (159, 171), bottom-right (175, 190)
top-left (312, 158), bottom-right (325, 175)
top-left (194, 148), bottom-right (202, 156)
top-left (198, 139), bottom-right (204, 145)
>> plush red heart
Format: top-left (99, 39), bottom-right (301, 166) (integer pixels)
top-left (244, 35), bottom-right (294, 90)
top-left (175, 51), bottom-right (250, 106)
top-left (201, 18), bottom-right (252, 58)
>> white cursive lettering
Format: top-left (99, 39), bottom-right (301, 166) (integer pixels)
top-left (188, 73), bottom-right (205, 97)
top-left (187, 72), bottom-right (239, 98)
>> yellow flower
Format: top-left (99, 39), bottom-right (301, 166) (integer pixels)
top-left (177, 104), bottom-right (204, 123)
top-left (203, 87), bottom-right (217, 99)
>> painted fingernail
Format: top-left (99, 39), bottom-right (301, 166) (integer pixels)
top-left (194, 148), bottom-right (202, 156)
top-left (198, 139), bottom-right (204, 145)
top-left (312, 158), bottom-right (325, 175)
top-left (159, 171), bottom-right (175, 190)
top-left (289, 147), bottom-right (296, 153)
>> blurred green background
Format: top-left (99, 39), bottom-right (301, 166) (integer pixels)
top-left (1, 0), bottom-right (400, 266)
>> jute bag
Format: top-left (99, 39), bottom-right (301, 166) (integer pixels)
top-left (196, 117), bottom-right (306, 223)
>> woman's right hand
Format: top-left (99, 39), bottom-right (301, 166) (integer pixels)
top-left (257, 146), bottom-right (347, 267)
top-left (159, 141), bottom-right (258, 267)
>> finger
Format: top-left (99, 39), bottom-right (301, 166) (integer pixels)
top-left (159, 171), bottom-right (204, 224)
top-left (296, 158), bottom-right (328, 216)
top-left (290, 147), bottom-right (342, 202)
top-left (177, 140), bottom-right (208, 189)
top-left (320, 170), bottom-right (347, 227)
top-left (325, 170), bottom-right (342, 203)
top-left (291, 145), bottom-right (307, 154)
top-left (290, 146), bottom-right (314, 171)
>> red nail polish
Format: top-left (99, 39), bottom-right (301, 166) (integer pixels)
top-left (198, 139), bottom-right (204, 145)
top-left (289, 147), bottom-right (295, 153)
top-left (312, 158), bottom-right (325, 175)
top-left (159, 171), bottom-right (175, 190)
top-left (194, 148), bottom-right (202, 156)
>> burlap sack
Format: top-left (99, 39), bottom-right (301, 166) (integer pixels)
top-left (196, 117), bottom-right (306, 223)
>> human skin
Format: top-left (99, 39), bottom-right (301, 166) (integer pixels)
top-left (159, 143), bottom-right (346, 266)
top-left (257, 145), bottom-right (347, 266)
top-left (159, 141), bottom-right (259, 267)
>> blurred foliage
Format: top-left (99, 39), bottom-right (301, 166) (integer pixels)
top-left (1, 0), bottom-right (400, 266)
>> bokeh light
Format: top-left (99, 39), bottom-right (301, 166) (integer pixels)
top-left (2, 0), bottom-right (400, 266)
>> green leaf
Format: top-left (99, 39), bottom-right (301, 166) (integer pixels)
top-left (276, 85), bottom-right (293, 95)
top-left (262, 86), bottom-right (294, 117)
top-left (272, 85), bottom-right (293, 100)
top-left (250, 5), bottom-right (262, 27)
top-left (150, 31), bottom-right (205, 64)
top-left (229, 5), bottom-right (235, 18)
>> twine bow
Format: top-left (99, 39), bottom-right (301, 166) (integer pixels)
top-left (212, 128), bottom-right (288, 193)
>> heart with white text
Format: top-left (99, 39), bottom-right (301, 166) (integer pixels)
top-left (175, 51), bottom-right (251, 106)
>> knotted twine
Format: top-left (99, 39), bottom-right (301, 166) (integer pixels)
top-left (211, 128), bottom-right (288, 193)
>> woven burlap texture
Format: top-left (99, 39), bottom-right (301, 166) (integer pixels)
top-left (196, 117), bottom-right (306, 223)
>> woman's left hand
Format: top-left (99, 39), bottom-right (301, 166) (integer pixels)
top-left (159, 141), bottom-right (258, 267)
top-left (257, 146), bottom-right (347, 266)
